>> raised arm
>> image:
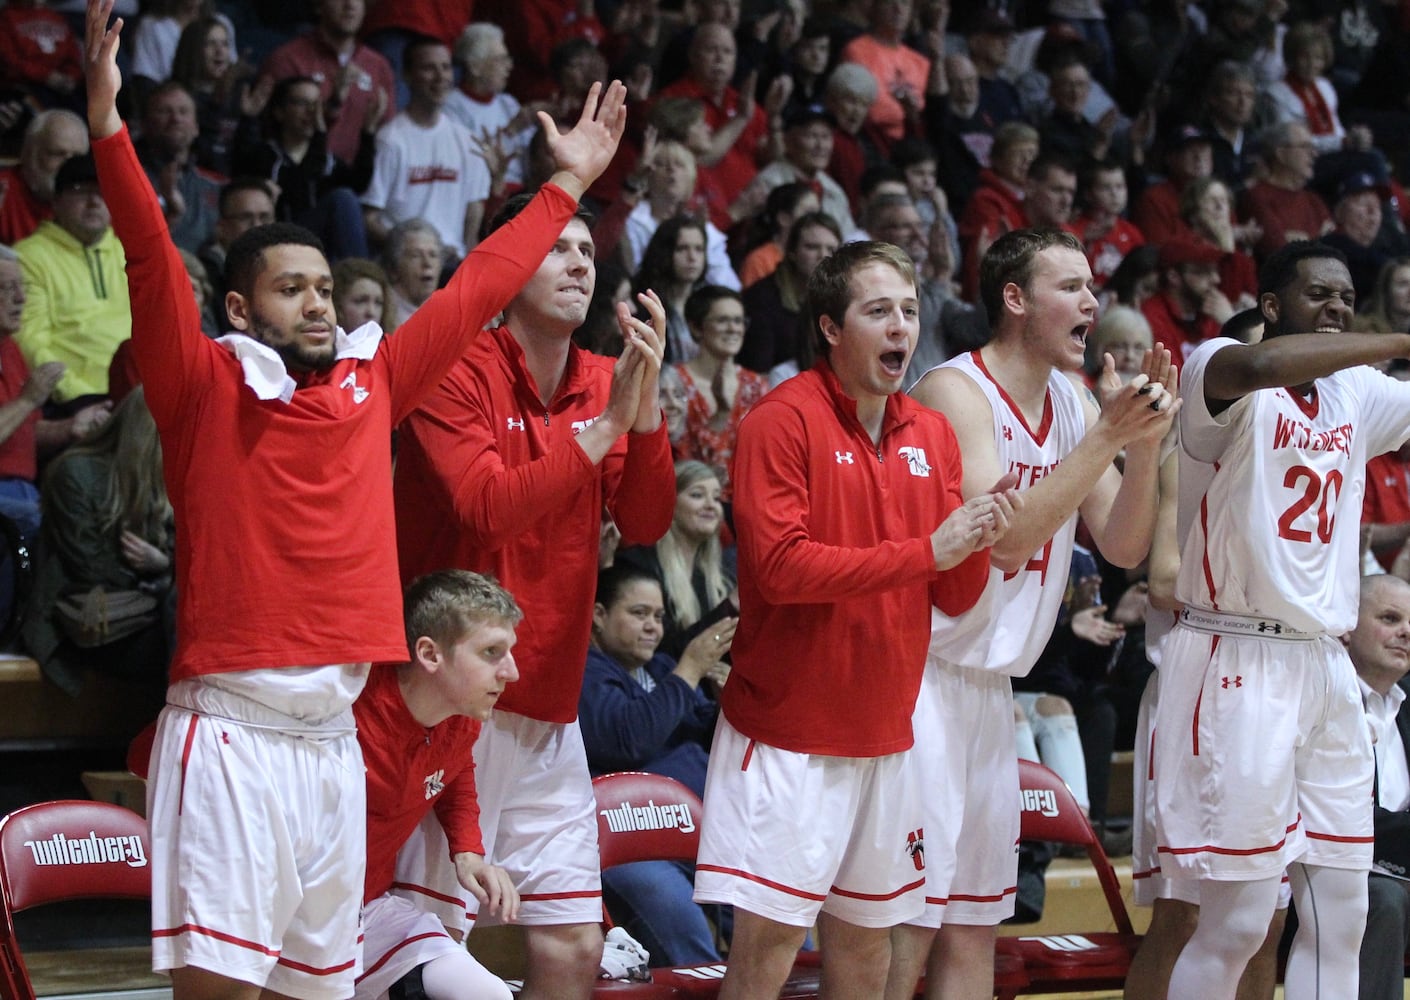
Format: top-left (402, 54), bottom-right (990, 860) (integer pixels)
top-left (1202, 332), bottom-right (1410, 413)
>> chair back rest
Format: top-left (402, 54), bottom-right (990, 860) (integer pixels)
top-left (0, 800), bottom-right (152, 913)
top-left (1017, 759), bottom-right (1134, 935)
top-left (591, 772), bottom-right (703, 871)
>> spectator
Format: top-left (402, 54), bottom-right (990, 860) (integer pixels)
top-left (891, 136), bottom-right (948, 236)
top-left (236, 74), bottom-right (379, 261)
top-left (1322, 170), bottom-right (1410, 304)
top-left (778, 16), bottom-right (832, 119)
top-left (670, 286), bottom-right (766, 491)
top-left (658, 364), bottom-right (689, 460)
top-left (1362, 439), bottom-right (1410, 574)
top-left (1038, 53), bottom-right (1117, 167)
top-left (444, 23), bottom-right (530, 191)
top-left (195, 176), bottom-right (276, 327)
top-left (129, 0), bottom-right (235, 89)
top-left (1071, 158), bottom-right (1145, 291)
top-left (620, 141), bottom-right (738, 289)
top-left (1361, 256), bottom-right (1410, 334)
top-left (656, 23), bottom-right (780, 233)
top-left (0, 244), bottom-right (109, 545)
top-left (580, 563), bottom-right (731, 966)
top-left (1084, 303), bottom-right (1154, 386)
top-left (1100, 243), bottom-right (1161, 312)
top-left (332, 256), bottom-right (396, 333)
top-left (822, 62), bottom-right (881, 215)
top-left (1265, 20), bottom-right (1366, 157)
top-left (616, 459), bottom-right (739, 661)
top-left (362, 36), bottom-right (490, 259)
top-left (14, 153), bottom-right (129, 407)
top-left (739, 209), bottom-right (840, 377)
top-left (21, 387), bottom-right (172, 698)
top-left (923, 52), bottom-right (992, 214)
top-left (0, 110), bottom-right (89, 246)
top-left (0, 0), bottom-right (83, 112)
top-left (839, 0), bottom-right (930, 152)
top-left (1140, 237), bottom-right (1232, 363)
top-left (963, 7), bottom-right (1024, 128)
top-left (169, 15), bottom-right (261, 176)
top-left (755, 104), bottom-right (857, 235)
top-left (259, 0), bottom-right (395, 166)
top-left (957, 120), bottom-right (1038, 301)
top-left (736, 181), bottom-right (820, 288)
top-left (1179, 176), bottom-right (1258, 309)
top-left (1023, 152), bottom-right (1079, 230)
top-left (135, 81), bottom-right (223, 254)
top-left (633, 215), bottom-right (709, 363)
top-left (1240, 120), bottom-right (1333, 259)
top-left (1132, 123), bottom-right (1215, 247)
top-left (1201, 60), bottom-right (1261, 192)
top-left (1349, 573), bottom-right (1410, 1000)
top-left (380, 218), bottom-right (442, 328)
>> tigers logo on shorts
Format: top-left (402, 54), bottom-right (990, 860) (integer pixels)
top-left (906, 828), bottom-right (925, 871)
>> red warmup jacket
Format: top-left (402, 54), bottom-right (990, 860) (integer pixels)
top-left (721, 362), bottom-right (990, 757)
top-left (394, 325), bottom-right (675, 724)
top-left (959, 169), bottom-right (1026, 301)
top-left (356, 666), bottom-right (483, 903)
top-left (95, 126), bottom-right (577, 680)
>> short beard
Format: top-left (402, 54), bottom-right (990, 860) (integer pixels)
top-left (251, 311), bottom-right (337, 373)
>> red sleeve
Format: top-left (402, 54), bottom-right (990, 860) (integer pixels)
top-left (734, 402), bottom-right (937, 604)
top-left (604, 423), bottom-right (675, 547)
top-left (401, 369), bottom-right (604, 550)
top-left (433, 734), bottom-right (484, 858)
top-left (92, 126), bottom-right (220, 432)
top-left (384, 184), bottom-right (578, 422)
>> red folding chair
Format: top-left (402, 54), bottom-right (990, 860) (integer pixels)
top-left (590, 771), bottom-right (823, 999)
top-left (993, 759), bottom-right (1141, 999)
top-left (0, 800), bottom-right (152, 1000)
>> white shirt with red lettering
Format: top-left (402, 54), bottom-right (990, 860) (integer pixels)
top-left (1177, 337), bottom-right (1410, 635)
top-left (924, 350), bottom-right (1088, 676)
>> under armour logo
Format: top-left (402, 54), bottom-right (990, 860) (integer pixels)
top-left (339, 372), bottom-right (369, 404)
top-left (221, 731), bottom-right (230, 745)
top-left (906, 828), bottom-right (925, 871)
top-left (1003, 426), bottom-right (1013, 440)
top-left (898, 445), bottom-right (932, 477)
top-left (506, 417), bottom-right (525, 431)
top-left (835, 451), bottom-right (854, 464)
top-left (1221, 676), bottom-right (1243, 689)
top-left (1256, 621), bottom-right (1283, 634)
top-left (424, 769), bottom-right (446, 800)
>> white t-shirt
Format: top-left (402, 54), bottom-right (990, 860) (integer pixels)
top-left (362, 112), bottom-right (491, 257)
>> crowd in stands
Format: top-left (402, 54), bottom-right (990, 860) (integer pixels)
top-left (13, 0), bottom-right (1410, 991)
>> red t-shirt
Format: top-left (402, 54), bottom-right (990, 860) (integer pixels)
top-left (1141, 290), bottom-right (1221, 363)
top-left (355, 665), bottom-right (483, 903)
top-left (1240, 181), bottom-right (1332, 259)
top-left (1071, 215), bottom-right (1145, 290)
top-left (0, 337), bottom-right (37, 482)
top-left (656, 77), bottom-right (769, 232)
top-left (393, 325), bottom-right (675, 724)
top-left (1363, 451), bottom-right (1410, 571)
top-left (0, 167), bottom-right (49, 247)
top-left (95, 125), bottom-right (577, 681)
top-left (721, 362), bottom-right (989, 756)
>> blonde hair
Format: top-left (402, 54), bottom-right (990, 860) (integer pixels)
top-left (656, 460), bottom-right (730, 629)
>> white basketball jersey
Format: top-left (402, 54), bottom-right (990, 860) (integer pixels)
top-left (1176, 338), bottom-right (1410, 635)
top-left (926, 351), bottom-right (1088, 676)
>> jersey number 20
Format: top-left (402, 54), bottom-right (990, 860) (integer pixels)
top-left (1277, 465), bottom-right (1343, 544)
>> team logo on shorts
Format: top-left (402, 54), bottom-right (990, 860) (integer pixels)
top-left (906, 828), bottom-right (925, 871)
top-left (424, 769), bottom-right (446, 799)
top-left (1221, 675), bottom-right (1244, 689)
